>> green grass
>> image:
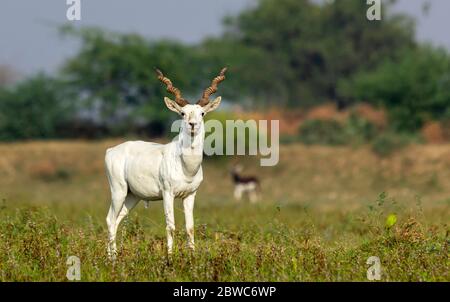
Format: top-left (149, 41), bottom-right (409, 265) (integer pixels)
top-left (0, 197), bottom-right (447, 281)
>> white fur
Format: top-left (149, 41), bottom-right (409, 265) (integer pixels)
top-left (105, 97), bottom-right (221, 258)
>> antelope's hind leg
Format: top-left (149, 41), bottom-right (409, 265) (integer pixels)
top-left (115, 194), bottom-right (140, 233)
top-left (107, 193), bottom-right (139, 259)
top-left (105, 169), bottom-right (128, 259)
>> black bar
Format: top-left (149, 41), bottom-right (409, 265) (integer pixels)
top-left (0, 282), bottom-right (446, 300)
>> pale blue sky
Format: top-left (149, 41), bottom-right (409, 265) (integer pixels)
top-left (0, 0), bottom-right (449, 76)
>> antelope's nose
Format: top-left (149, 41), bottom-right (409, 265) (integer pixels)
top-left (189, 122), bottom-right (196, 129)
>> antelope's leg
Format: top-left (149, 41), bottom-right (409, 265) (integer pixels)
top-left (163, 192), bottom-right (176, 254)
top-left (105, 161), bottom-right (128, 260)
top-left (106, 190), bottom-right (127, 259)
top-left (106, 205), bottom-right (116, 258)
top-left (183, 193), bottom-right (196, 250)
top-left (234, 185), bottom-right (243, 201)
top-left (115, 194), bottom-right (140, 233)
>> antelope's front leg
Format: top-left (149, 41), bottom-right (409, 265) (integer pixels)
top-left (183, 193), bottom-right (196, 250)
top-left (163, 192), bottom-right (175, 254)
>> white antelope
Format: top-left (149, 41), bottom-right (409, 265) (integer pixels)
top-left (105, 68), bottom-right (227, 257)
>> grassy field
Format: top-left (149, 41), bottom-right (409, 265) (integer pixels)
top-left (0, 140), bottom-right (448, 281)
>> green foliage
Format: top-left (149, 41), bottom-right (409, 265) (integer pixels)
top-left (370, 132), bottom-right (413, 157)
top-left (219, 0), bottom-right (415, 107)
top-left (297, 115), bottom-right (424, 159)
top-left (194, 38), bottom-right (272, 106)
top-left (345, 114), bottom-right (378, 143)
top-left (299, 119), bottom-right (349, 146)
top-left (340, 46), bottom-right (450, 132)
top-left (0, 74), bottom-right (73, 140)
top-left (299, 116), bottom-right (377, 146)
top-left (60, 26), bottom-right (203, 135)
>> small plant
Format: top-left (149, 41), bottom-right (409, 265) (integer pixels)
top-left (385, 213), bottom-right (397, 229)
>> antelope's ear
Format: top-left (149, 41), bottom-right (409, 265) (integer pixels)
top-left (164, 97), bottom-right (182, 114)
top-left (204, 96), bottom-right (221, 113)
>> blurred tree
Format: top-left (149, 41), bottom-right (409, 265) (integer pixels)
top-left (193, 37), bottom-right (275, 107)
top-left (60, 26), bottom-right (203, 135)
top-left (0, 74), bottom-right (73, 140)
top-left (214, 0), bottom-right (416, 108)
top-left (340, 46), bottom-right (450, 132)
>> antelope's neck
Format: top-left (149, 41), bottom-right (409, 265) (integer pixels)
top-left (178, 126), bottom-right (204, 178)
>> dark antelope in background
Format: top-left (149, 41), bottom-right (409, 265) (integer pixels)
top-left (230, 164), bottom-right (261, 203)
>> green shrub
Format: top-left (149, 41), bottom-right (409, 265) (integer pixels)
top-left (371, 132), bottom-right (411, 157)
top-left (340, 47), bottom-right (450, 132)
top-left (345, 114), bottom-right (378, 143)
top-left (298, 117), bottom-right (377, 146)
top-left (280, 135), bottom-right (299, 145)
top-left (298, 118), bottom-right (420, 157)
top-left (0, 74), bottom-right (73, 141)
top-left (299, 119), bottom-right (348, 146)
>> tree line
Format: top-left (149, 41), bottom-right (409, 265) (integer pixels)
top-left (0, 0), bottom-right (449, 140)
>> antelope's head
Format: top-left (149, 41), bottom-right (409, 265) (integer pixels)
top-left (156, 67), bottom-right (227, 136)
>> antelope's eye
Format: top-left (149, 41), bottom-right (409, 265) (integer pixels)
top-left (181, 112), bottom-right (185, 117)
top-left (201, 112), bottom-right (205, 117)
